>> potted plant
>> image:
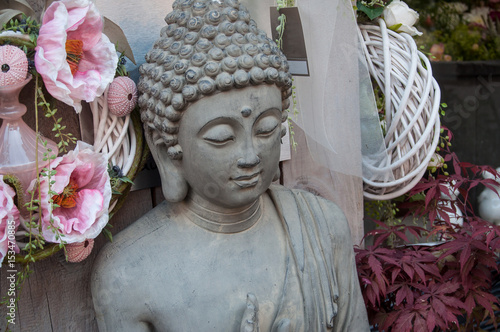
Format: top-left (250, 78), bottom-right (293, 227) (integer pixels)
top-left (358, 124), bottom-right (500, 331)
top-left (356, 2), bottom-right (500, 330)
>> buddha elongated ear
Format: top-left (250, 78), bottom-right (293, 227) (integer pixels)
top-left (148, 139), bottom-right (188, 202)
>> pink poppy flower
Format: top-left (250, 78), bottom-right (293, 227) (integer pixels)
top-left (32, 142), bottom-right (111, 243)
top-left (34, 0), bottom-right (118, 113)
top-left (0, 175), bottom-right (20, 266)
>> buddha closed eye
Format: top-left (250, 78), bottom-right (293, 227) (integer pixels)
top-left (202, 124), bottom-right (236, 145)
top-left (254, 114), bottom-right (280, 137)
top-left (199, 109), bottom-right (281, 147)
top-left (177, 85), bottom-right (283, 209)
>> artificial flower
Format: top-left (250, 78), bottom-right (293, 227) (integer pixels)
top-left (463, 7), bottom-right (491, 27)
top-left (34, 0), bottom-right (118, 113)
top-left (427, 152), bottom-right (445, 169)
top-left (31, 141), bottom-right (111, 243)
top-left (0, 175), bottom-right (20, 266)
top-left (383, 0), bottom-right (423, 36)
top-left (429, 43), bottom-right (445, 61)
top-left (444, 2), bottom-right (468, 14)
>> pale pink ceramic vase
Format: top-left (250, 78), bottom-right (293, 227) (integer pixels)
top-left (0, 75), bottom-right (58, 200)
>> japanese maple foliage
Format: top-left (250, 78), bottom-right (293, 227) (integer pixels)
top-left (357, 127), bottom-right (500, 331)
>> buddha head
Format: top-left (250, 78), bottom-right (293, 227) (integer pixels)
top-left (138, 0), bottom-right (292, 207)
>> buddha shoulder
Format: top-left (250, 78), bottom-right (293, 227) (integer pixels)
top-left (269, 185), bottom-right (352, 240)
top-left (92, 201), bottom-right (179, 274)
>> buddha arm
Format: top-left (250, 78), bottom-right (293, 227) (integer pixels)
top-left (91, 243), bottom-right (154, 332)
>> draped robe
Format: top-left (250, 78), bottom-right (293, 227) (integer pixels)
top-left (268, 185), bottom-right (369, 331)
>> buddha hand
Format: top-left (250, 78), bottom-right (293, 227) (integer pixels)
top-left (240, 293), bottom-right (259, 332)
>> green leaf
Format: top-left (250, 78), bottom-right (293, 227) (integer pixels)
top-left (119, 176), bottom-right (134, 185)
top-left (356, 1), bottom-right (385, 20)
top-left (102, 228), bottom-right (113, 243)
top-left (387, 23), bottom-right (403, 32)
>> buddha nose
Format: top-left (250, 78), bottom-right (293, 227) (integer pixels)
top-left (237, 150), bottom-right (261, 168)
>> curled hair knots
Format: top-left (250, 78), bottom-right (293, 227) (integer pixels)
top-left (163, 55), bottom-right (178, 70)
top-left (249, 67), bottom-right (265, 85)
top-left (190, 52), bottom-right (207, 67)
top-left (219, 20), bottom-right (235, 35)
top-left (233, 69), bottom-right (249, 87)
top-left (221, 57), bottom-right (237, 73)
top-left (225, 44), bottom-right (242, 57)
top-left (213, 33), bottom-right (230, 48)
top-left (187, 16), bottom-right (203, 31)
top-left (237, 54), bottom-right (253, 69)
top-left (160, 71), bottom-right (174, 86)
top-left (169, 41), bottom-right (183, 55)
top-left (231, 33), bottom-right (246, 46)
top-left (169, 75), bottom-right (185, 92)
top-left (184, 31), bottom-right (200, 44)
top-left (208, 47), bottom-right (224, 60)
top-left (205, 9), bottom-right (221, 25)
top-left (139, 0), bottom-right (293, 154)
top-left (173, 26), bottom-right (188, 40)
top-left (171, 93), bottom-right (186, 110)
top-left (165, 105), bottom-right (183, 122)
top-left (198, 76), bottom-right (216, 94)
top-left (179, 44), bottom-right (195, 59)
top-left (192, 1), bottom-right (209, 16)
top-left (242, 44), bottom-right (259, 56)
top-left (173, 59), bottom-right (190, 74)
top-left (150, 82), bottom-right (163, 98)
top-left (185, 67), bottom-right (203, 83)
top-left (235, 21), bottom-right (249, 34)
top-left (223, 0), bottom-right (239, 9)
top-left (158, 37), bottom-right (174, 50)
top-left (222, 6), bottom-right (238, 22)
top-left (182, 84), bottom-right (200, 101)
top-left (161, 118), bottom-right (179, 135)
top-left (159, 88), bottom-right (173, 105)
top-left (195, 38), bottom-right (212, 52)
top-left (167, 144), bottom-right (183, 160)
top-left (177, 11), bottom-right (191, 26)
top-left (215, 71), bottom-right (233, 90)
top-left (200, 24), bottom-right (217, 39)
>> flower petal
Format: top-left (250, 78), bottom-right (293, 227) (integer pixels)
top-left (38, 141), bottom-right (111, 243)
top-left (35, 0), bottom-right (117, 113)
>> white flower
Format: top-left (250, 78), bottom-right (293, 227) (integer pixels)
top-left (383, 0), bottom-right (423, 36)
top-left (463, 7), bottom-right (491, 27)
top-left (445, 2), bottom-right (468, 14)
top-left (428, 152), bottom-right (444, 169)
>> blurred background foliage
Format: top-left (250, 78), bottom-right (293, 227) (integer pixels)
top-left (406, 0), bottom-right (500, 60)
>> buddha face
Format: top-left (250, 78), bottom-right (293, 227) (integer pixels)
top-left (177, 85), bottom-right (282, 209)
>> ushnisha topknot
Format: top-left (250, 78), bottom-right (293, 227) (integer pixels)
top-left (138, 0), bottom-right (293, 160)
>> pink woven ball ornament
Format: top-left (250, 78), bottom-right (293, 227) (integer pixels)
top-left (66, 238), bottom-right (94, 263)
top-left (0, 45), bottom-right (28, 86)
top-left (107, 76), bottom-right (138, 117)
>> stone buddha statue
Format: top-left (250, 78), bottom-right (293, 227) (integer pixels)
top-left (91, 0), bottom-right (369, 331)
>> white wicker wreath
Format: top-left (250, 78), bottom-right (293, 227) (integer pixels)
top-left (358, 19), bottom-right (441, 200)
top-left (90, 89), bottom-right (137, 177)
